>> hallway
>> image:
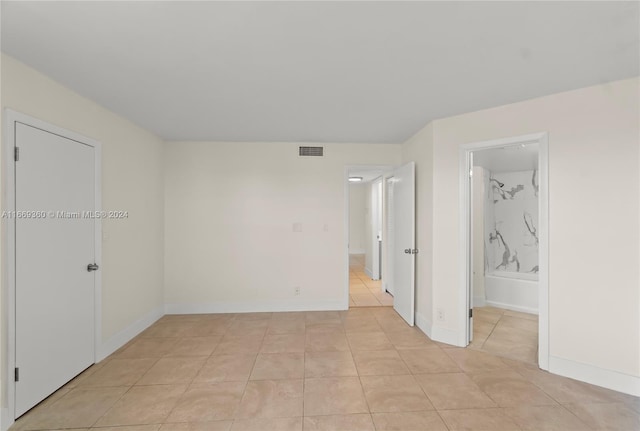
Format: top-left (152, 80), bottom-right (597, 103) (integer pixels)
top-left (349, 254), bottom-right (393, 307)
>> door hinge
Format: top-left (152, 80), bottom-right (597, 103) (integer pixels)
top-left (469, 309), bottom-right (473, 318)
top-left (14, 367), bottom-right (19, 382)
top-left (14, 146), bottom-right (19, 162)
top-left (469, 169), bottom-right (473, 177)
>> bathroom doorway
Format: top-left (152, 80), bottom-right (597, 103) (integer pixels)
top-left (460, 133), bottom-right (549, 369)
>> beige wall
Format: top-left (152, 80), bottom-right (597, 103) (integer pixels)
top-left (164, 142), bottom-right (401, 311)
top-left (348, 183), bottom-right (367, 254)
top-left (409, 77), bottom-right (639, 380)
top-left (1, 54), bottom-right (165, 352)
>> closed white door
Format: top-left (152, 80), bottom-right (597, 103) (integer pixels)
top-left (15, 123), bottom-right (96, 417)
top-left (392, 162), bottom-right (416, 326)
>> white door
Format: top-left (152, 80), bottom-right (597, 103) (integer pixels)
top-left (370, 178), bottom-right (382, 280)
top-left (392, 162), bottom-right (416, 326)
top-left (15, 123), bottom-right (96, 417)
top-left (384, 177), bottom-right (395, 295)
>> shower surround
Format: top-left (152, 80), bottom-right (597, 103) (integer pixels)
top-left (482, 169), bottom-right (539, 313)
top-left (485, 169), bottom-right (539, 275)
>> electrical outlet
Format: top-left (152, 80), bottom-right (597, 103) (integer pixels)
top-left (294, 286), bottom-right (301, 296)
top-left (436, 307), bottom-right (445, 322)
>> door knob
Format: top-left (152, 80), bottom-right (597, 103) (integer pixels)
top-left (404, 249), bottom-right (411, 254)
top-left (87, 263), bottom-right (99, 272)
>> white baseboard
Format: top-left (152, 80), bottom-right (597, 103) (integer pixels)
top-left (165, 300), bottom-right (347, 315)
top-left (364, 267), bottom-right (373, 278)
top-left (349, 249), bottom-right (365, 255)
top-left (415, 312), bottom-right (432, 338)
top-left (473, 295), bottom-right (486, 307)
top-left (431, 324), bottom-right (462, 346)
top-left (96, 306), bottom-right (164, 361)
top-left (415, 312), bottom-right (462, 347)
top-left (549, 355), bottom-right (640, 397)
top-left (485, 300), bottom-right (538, 315)
top-left (414, 316), bottom-right (639, 397)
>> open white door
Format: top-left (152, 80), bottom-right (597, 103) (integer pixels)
top-left (370, 178), bottom-right (382, 280)
top-left (14, 122), bottom-right (97, 417)
top-left (392, 162), bottom-right (416, 326)
top-left (384, 177), bottom-right (395, 295)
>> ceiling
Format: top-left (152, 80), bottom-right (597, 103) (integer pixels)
top-left (473, 144), bottom-right (538, 173)
top-left (2, 1), bottom-right (638, 144)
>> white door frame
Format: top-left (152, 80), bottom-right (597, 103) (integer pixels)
top-left (2, 110), bottom-right (102, 427)
top-left (459, 132), bottom-right (549, 370)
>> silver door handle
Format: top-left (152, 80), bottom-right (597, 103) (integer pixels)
top-left (87, 263), bottom-right (99, 272)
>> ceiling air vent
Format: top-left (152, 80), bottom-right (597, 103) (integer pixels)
top-left (299, 146), bottom-right (324, 157)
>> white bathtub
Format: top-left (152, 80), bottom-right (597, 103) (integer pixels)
top-left (484, 272), bottom-right (538, 314)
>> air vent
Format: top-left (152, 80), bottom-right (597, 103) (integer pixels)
top-left (299, 146), bottom-right (324, 157)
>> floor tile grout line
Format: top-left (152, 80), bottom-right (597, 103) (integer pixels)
top-left (160, 349), bottom-right (213, 425)
top-left (87, 383), bottom-right (137, 429)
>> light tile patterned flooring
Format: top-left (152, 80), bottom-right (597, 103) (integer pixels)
top-left (471, 306), bottom-right (539, 365)
top-left (349, 254), bottom-right (393, 307)
top-left (10, 308), bottom-right (640, 431)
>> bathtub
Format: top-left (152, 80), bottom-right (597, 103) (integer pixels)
top-left (484, 272), bottom-right (538, 315)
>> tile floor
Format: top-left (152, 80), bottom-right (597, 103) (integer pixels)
top-left (10, 308), bottom-right (640, 431)
top-left (471, 306), bottom-right (538, 365)
top-left (349, 254), bottom-right (393, 307)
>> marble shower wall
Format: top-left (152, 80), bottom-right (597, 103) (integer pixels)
top-left (485, 170), bottom-right (539, 275)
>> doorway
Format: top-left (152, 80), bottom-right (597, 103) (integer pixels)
top-left (460, 133), bottom-right (548, 369)
top-left (347, 166), bottom-right (393, 307)
top-left (345, 162), bottom-right (417, 327)
top-left (4, 111), bottom-right (102, 419)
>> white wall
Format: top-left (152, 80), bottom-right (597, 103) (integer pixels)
top-left (348, 183), bottom-right (366, 254)
top-left (1, 55), bottom-right (165, 379)
top-left (410, 77), bottom-right (639, 392)
top-left (164, 142), bottom-right (400, 312)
